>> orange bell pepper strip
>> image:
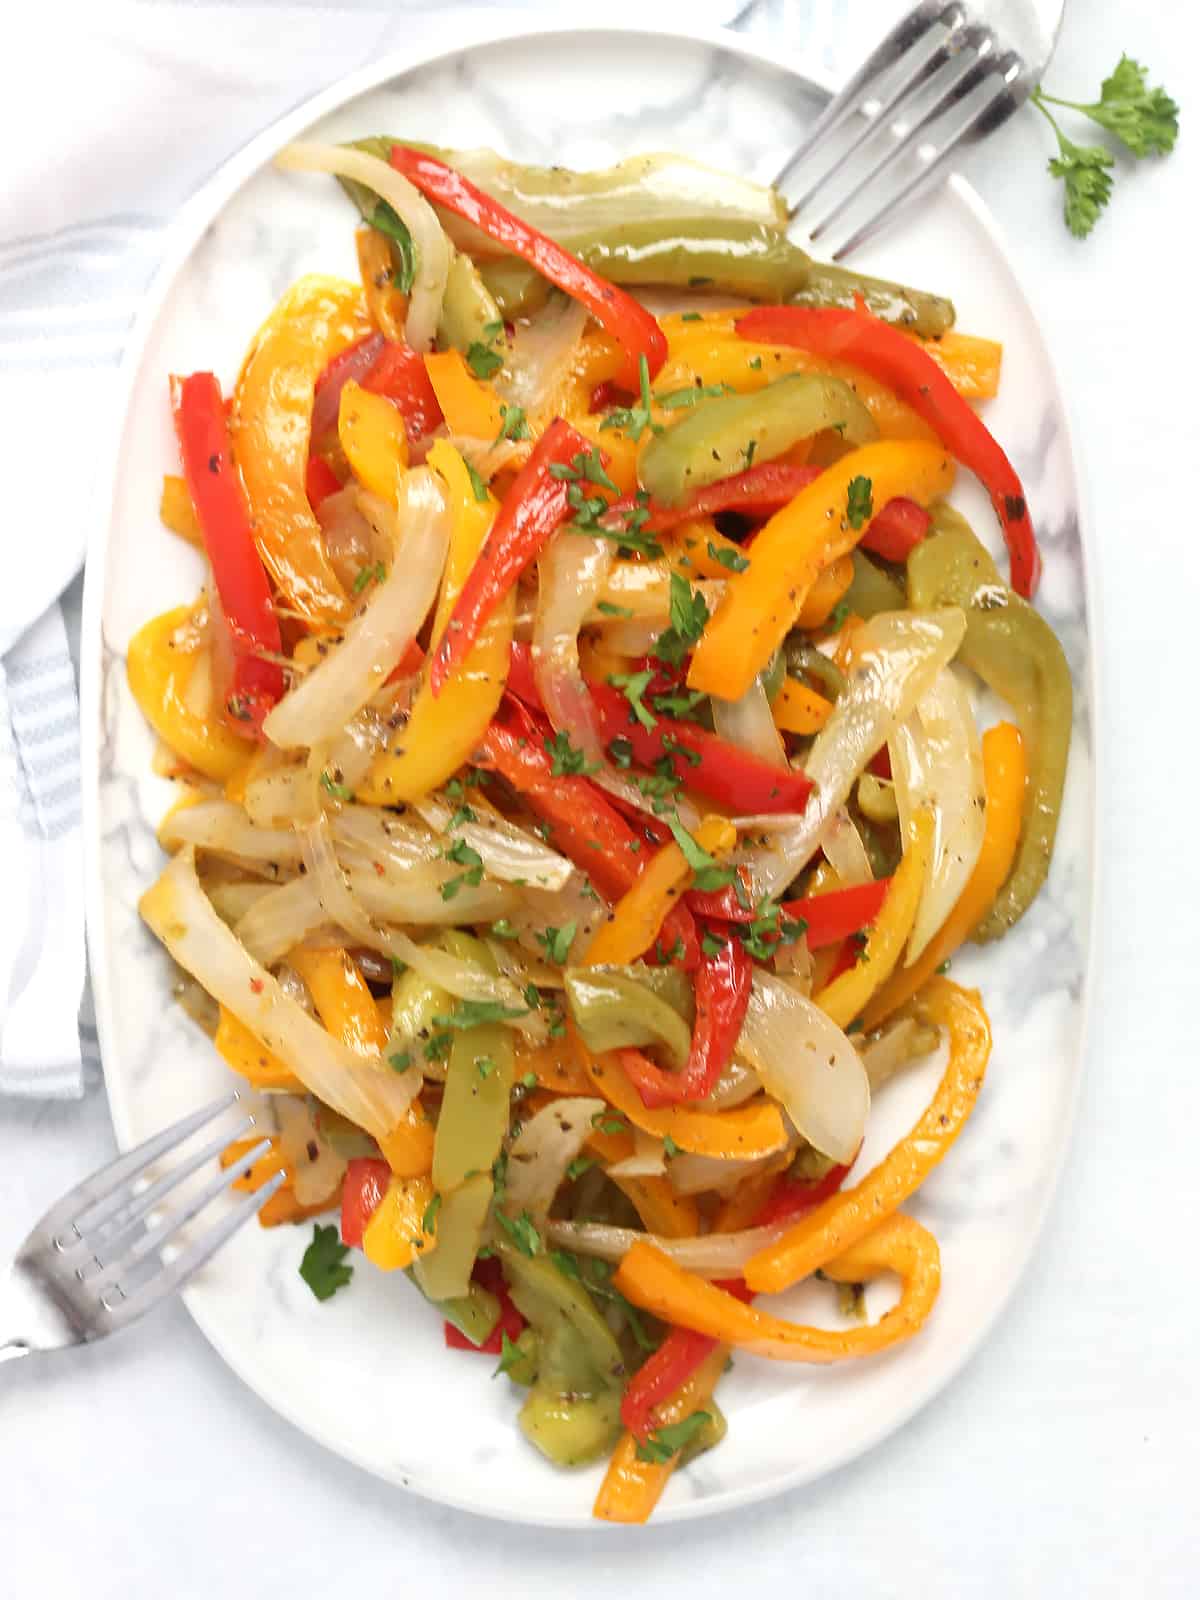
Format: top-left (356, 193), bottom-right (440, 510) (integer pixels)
top-left (584, 815), bottom-right (736, 967)
top-left (215, 1007), bottom-right (305, 1093)
top-left (230, 275), bottom-right (370, 623)
top-left (863, 724), bottom-right (1026, 1030)
top-left (516, 1037), bottom-right (593, 1096)
top-left (220, 1135), bottom-right (336, 1229)
top-left (337, 379), bottom-right (409, 500)
top-left (572, 1027), bottom-right (787, 1160)
top-left (902, 328), bottom-right (1002, 400)
top-left (355, 226), bottom-right (408, 343)
top-left (812, 807), bottom-right (934, 1029)
top-left (744, 978), bottom-right (990, 1294)
top-left (287, 946), bottom-right (435, 1179)
top-left (711, 1155), bottom-right (792, 1233)
top-left (796, 554), bottom-right (855, 629)
top-left (361, 1171), bottom-right (437, 1270)
top-left (615, 1212), bottom-right (940, 1362)
top-left (159, 474), bottom-right (201, 547)
top-left (773, 678), bottom-right (833, 736)
top-left (126, 605), bottom-right (250, 783)
top-left (357, 441), bottom-right (512, 805)
top-left (688, 440), bottom-right (955, 699)
top-left (423, 348), bottom-right (506, 439)
top-left (610, 1176), bottom-right (701, 1240)
top-left (593, 1344), bottom-right (728, 1523)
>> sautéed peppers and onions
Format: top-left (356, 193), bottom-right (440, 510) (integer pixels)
top-left (133, 140), bottom-right (1070, 1522)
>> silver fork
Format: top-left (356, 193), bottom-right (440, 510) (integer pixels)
top-left (1, 1093), bottom-right (284, 1363)
top-left (763, 0), bottom-right (1065, 257)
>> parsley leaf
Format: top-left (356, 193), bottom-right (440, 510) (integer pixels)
top-left (665, 816), bottom-right (735, 893)
top-left (737, 896), bottom-right (806, 960)
top-left (653, 573), bottom-right (710, 668)
top-left (369, 201), bottom-right (416, 293)
top-left (635, 1411), bottom-right (714, 1464)
top-left (493, 1329), bottom-right (528, 1378)
top-left (544, 729), bottom-right (597, 777)
top-left (598, 353), bottom-right (664, 444)
top-left (299, 1224), bottom-right (353, 1302)
top-left (609, 669), bottom-right (658, 730)
top-left (597, 600), bottom-right (635, 618)
top-left (422, 1193), bottom-right (442, 1235)
top-left (846, 475), bottom-right (874, 531)
top-left (651, 687), bottom-right (707, 720)
top-left (465, 460), bottom-right (490, 503)
top-left (440, 838), bottom-right (485, 900)
top-left (495, 403), bottom-right (530, 443)
top-left (466, 341), bottom-right (504, 380)
top-left (1035, 55), bottom-right (1179, 160)
top-left (352, 561), bottom-right (386, 594)
top-left (565, 1156), bottom-right (595, 1182)
top-left (388, 1050), bottom-right (412, 1073)
top-left (700, 931), bottom-right (727, 958)
top-left (490, 918), bottom-right (518, 940)
top-left (1036, 120), bottom-right (1115, 238)
top-left (653, 382), bottom-right (734, 411)
top-left (535, 921), bottom-right (576, 965)
top-left (319, 770), bottom-right (353, 802)
top-left (495, 1208), bottom-right (542, 1257)
top-left (708, 540), bottom-right (749, 573)
top-left (431, 998), bottom-right (529, 1030)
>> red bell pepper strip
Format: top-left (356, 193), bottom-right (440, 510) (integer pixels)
top-left (443, 1257), bottom-right (526, 1353)
top-left (362, 340), bottom-right (445, 441)
top-left (620, 1278), bottom-right (754, 1438)
top-left (868, 746), bottom-right (892, 780)
top-left (305, 454), bottom-right (342, 511)
top-left (506, 639), bottom-right (544, 711)
top-left (388, 145), bottom-right (668, 391)
top-left (685, 872), bottom-right (753, 923)
top-left (311, 332), bottom-right (385, 438)
top-left (171, 371), bottom-right (283, 735)
top-left (618, 928), bottom-right (752, 1109)
top-left (783, 877), bottom-right (891, 950)
top-left (750, 1158), bottom-right (853, 1229)
top-left (340, 1156), bottom-right (392, 1247)
top-left (735, 305), bottom-right (1041, 597)
top-left (603, 461), bottom-right (822, 537)
top-left (859, 495), bottom-right (930, 562)
top-left (590, 683), bottom-right (813, 815)
top-left (477, 699), bottom-right (699, 967)
top-left (430, 417), bottom-right (591, 696)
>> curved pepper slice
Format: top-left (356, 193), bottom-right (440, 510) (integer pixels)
top-left (584, 816), bottom-right (735, 967)
top-left (430, 418), bottom-right (590, 695)
top-left (688, 438), bottom-right (954, 700)
top-left (744, 978), bottom-right (990, 1294)
top-left (126, 606), bottom-right (251, 782)
top-left (172, 372), bottom-right (283, 735)
top-left (389, 145), bottom-right (667, 391)
top-left (615, 1213), bottom-right (940, 1362)
top-left (863, 723), bottom-right (1025, 1029)
top-left (361, 340), bottom-right (445, 440)
top-left (359, 442), bottom-right (512, 804)
top-left (572, 1027), bottom-right (787, 1159)
top-left (231, 275), bottom-right (371, 622)
top-left (811, 808), bottom-right (933, 1029)
top-left (736, 304), bottom-right (1040, 597)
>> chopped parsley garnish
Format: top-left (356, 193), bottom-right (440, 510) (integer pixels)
top-left (598, 353), bottom-right (664, 444)
top-left (421, 1193), bottom-right (442, 1235)
top-left (431, 998), bottom-right (529, 1030)
top-left (423, 1030), bottom-right (453, 1063)
top-left (369, 200), bottom-right (416, 293)
top-left (535, 921), bottom-right (577, 965)
top-left (596, 600), bottom-right (635, 618)
top-left (609, 668), bottom-right (658, 730)
top-left (635, 1411), bottom-right (713, 1464)
top-left (298, 1224), bottom-right (353, 1303)
top-left (495, 1208), bottom-right (542, 1258)
top-left (440, 838), bottom-right (485, 900)
top-left (475, 1054), bottom-right (497, 1080)
top-left (700, 931), bottom-right (727, 958)
top-left (737, 896), bottom-right (806, 960)
top-left (681, 311), bottom-right (703, 322)
top-left (388, 1050), bottom-right (412, 1073)
top-left (661, 733), bottom-right (701, 768)
top-left (490, 918), bottom-right (518, 940)
top-left (653, 572), bottom-right (709, 668)
top-left (565, 1157), bottom-right (595, 1182)
top-left (748, 355), bottom-right (763, 371)
top-left (465, 459), bottom-right (490, 502)
top-left (319, 770), bottom-right (353, 802)
top-left (665, 816), bottom-right (735, 893)
top-left (495, 403), bottom-right (530, 444)
top-left (653, 382), bottom-right (733, 411)
top-left (650, 687), bottom-right (708, 720)
top-left (544, 729), bottom-right (597, 777)
top-left (591, 1109), bottom-right (628, 1135)
top-left (742, 439), bottom-right (757, 468)
top-left (466, 341), bottom-right (504, 380)
top-left (447, 803), bottom-right (476, 830)
top-left (828, 600), bottom-right (852, 632)
top-left (708, 540), bottom-right (749, 573)
top-left (846, 475), bottom-right (874, 531)
top-left (493, 1330), bottom-right (527, 1378)
top-left (608, 735), bottom-right (634, 769)
top-left (662, 1135), bottom-right (680, 1159)
top-left (352, 561), bottom-right (386, 593)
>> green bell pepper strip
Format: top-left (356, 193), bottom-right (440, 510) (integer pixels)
top-left (907, 507), bottom-right (1072, 939)
top-left (563, 967), bottom-right (694, 1069)
top-left (638, 373), bottom-right (877, 507)
top-left (791, 262), bottom-right (955, 336)
top-left (783, 638), bottom-right (847, 701)
top-left (386, 965), bottom-right (452, 1075)
top-left (436, 250), bottom-right (508, 359)
top-left (412, 1172), bottom-right (494, 1302)
top-left (432, 1023), bottom-right (515, 1193)
top-left (478, 257), bottom-right (553, 319)
top-left (499, 1243), bottom-right (625, 1467)
top-left (408, 1271), bottom-right (501, 1348)
top-left (841, 549), bottom-right (906, 620)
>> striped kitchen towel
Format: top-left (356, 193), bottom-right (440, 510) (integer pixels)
top-left (0, 602), bottom-right (87, 1097)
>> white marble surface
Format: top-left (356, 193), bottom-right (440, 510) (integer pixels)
top-left (3, 0), bottom-right (1198, 1592)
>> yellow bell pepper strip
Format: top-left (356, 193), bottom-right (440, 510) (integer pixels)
top-left (615, 1212), bottom-right (941, 1362)
top-left (432, 1023), bottom-right (515, 1193)
top-left (584, 815), bottom-right (736, 967)
top-left (230, 275), bottom-right (370, 623)
top-left (159, 474), bottom-right (201, 547)
top-left (593, 1344), bottom-right (728, 1523)
top-left (361, 1171), bottom-right (437, 1270)
top-left (572, 1027), bottom-right (788, 1159)
top-left (357, 441), bottom-right (512, 804)
top-left (516, 1037), bottom-right (594, 1096)
top-left (215, 1007), bottom-right (305, 1093)
top-left (355, 225), bottom-right (408, 342)
top-left (337, 379), bottom-right (408, 500)
top-left (773, 678), bottom-right (833, 736)
top-left (287, 946), bottom-right (435, 1179)
top-left (610, 1176), bottom-right (701, 1240)
top-left (220, 1135), bottom-right (337, 1229)
top-left (812, 807), bottom-right (934, 1029)
top-left (126, 606), bottom-right (250, 783)
top-left (863, 724), bottom-right (1026, 1030)
top-left (688, 440), bottom-right (955, 700)
top-left (423, 348), bottom-right (506, 439)
top-left (796, 554), bottom-right (855, 629)
top-left (744, 978), bottom-right (989, 1294)
top-left (902, 328), bottom-right (1002, 401)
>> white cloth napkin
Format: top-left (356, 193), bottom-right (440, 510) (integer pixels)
top-left (0, 0), bottom-right (888, 1096)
